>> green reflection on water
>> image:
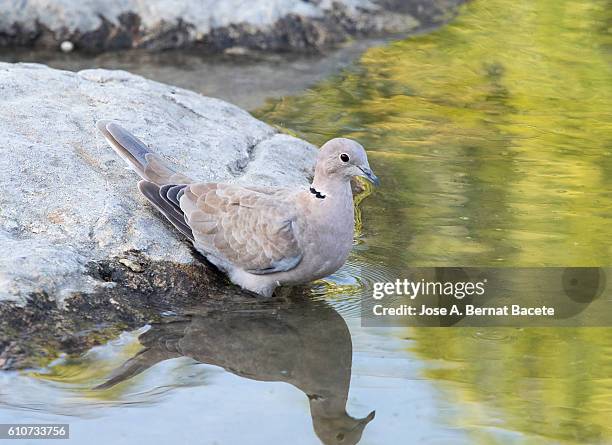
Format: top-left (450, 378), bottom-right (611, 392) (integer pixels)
top-left (255, 0), bottom-right (612, 443)
top-left (256, 0), bottom-right (612, 268)
top-left (412, 327), bottom-right (612, 444)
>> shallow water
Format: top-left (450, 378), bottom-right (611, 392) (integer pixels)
top-left (2, 0), bottom-right (612, 443)
top-left (0, 40), bottom-right (385, 110)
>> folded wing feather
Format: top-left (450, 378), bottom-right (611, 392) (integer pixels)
top-left (180, 183), bottom-right (303, 274)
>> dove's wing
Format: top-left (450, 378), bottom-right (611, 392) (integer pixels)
top-left (180, 183), bottom-right (303, 275)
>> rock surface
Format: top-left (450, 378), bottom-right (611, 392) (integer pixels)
top-left (0, 0), bottom-right (464, 53)
top-left (0, 62), bottom-right (318, 305)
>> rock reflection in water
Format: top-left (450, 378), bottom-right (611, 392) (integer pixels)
top-left (97, 294), bottom-right (375, 445)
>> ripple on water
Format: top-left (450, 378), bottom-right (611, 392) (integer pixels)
top-left (310, 254), bottom-right (399, 319)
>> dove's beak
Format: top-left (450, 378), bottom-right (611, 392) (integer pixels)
top-left (358, 166), bottom-right (380, 187)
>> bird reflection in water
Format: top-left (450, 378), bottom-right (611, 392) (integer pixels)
top-left (97, 292), bottom-right (375, 445)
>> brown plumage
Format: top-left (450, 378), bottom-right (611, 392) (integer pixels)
top-left (97, 121), bottom-right (378, 296)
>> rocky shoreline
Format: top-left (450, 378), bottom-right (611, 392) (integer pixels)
top-left (0, 0), bottom-right (465, 53)
top-left (0, 62), bottom-right (319, 369)
top-left (0, 251), bottom-right (267, 370)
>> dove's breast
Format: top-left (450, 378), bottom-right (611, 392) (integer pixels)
top-left (223, 185), bottom-right (356, 295)
top-left (286, 188), bottom-right (356, 283)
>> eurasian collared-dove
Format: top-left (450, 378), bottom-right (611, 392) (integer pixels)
top-left (97, 121), bottom-right (379, 297)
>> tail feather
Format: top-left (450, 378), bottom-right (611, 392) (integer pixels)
top-left (97, 120), bottom-right (192, 186)
top-left (97, 120), bottom-right (195, 242)
top-left (97, 120), bottom-right (150, 179)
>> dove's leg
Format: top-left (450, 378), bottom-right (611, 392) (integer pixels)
top-left (227, 267), bottom-right (279, 297)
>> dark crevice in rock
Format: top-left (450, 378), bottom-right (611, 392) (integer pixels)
top-left (138, 19), bottom-right (195, 51)
top-left (162, 92), bottom-right (205, 118)
top-left (227, 131), bottom-right (279, 177)
top-left (228, 139), bottom-right (259, 176)
top-left (76, 13), bottom-right (142, 52)
top-left (87, 261), bottom-right (116, 282)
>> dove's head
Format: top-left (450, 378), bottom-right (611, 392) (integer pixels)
top-left (315, 138), bottom-right (379, 186)
top-left (312, 410), bottom-right (376, 445)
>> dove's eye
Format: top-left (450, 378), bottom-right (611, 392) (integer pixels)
top-left (340, 153), bottom-right (350, 162)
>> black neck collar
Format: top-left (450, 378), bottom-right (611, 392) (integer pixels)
top-left (309, 187), bottom-right (326, 199)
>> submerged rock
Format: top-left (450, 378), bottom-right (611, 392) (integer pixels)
top-left (0, 62), bottom-right (317, 306)
top-left (0, 0), bottom-right (464, 53)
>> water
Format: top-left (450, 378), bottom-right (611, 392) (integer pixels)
top-left (0, 39), bottom-right (384, 110)
top-left (2, 0), bottom-right (612, 443)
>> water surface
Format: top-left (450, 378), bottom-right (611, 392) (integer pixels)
top-left (0, 40), bottom-right (386, 110)
top-left (256, 0), bottom-right (612, 442)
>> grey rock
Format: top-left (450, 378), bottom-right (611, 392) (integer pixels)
top-left (0, 0), bottom-right (427, 52)
top-left (0, 62), bottom-right (318, 304)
